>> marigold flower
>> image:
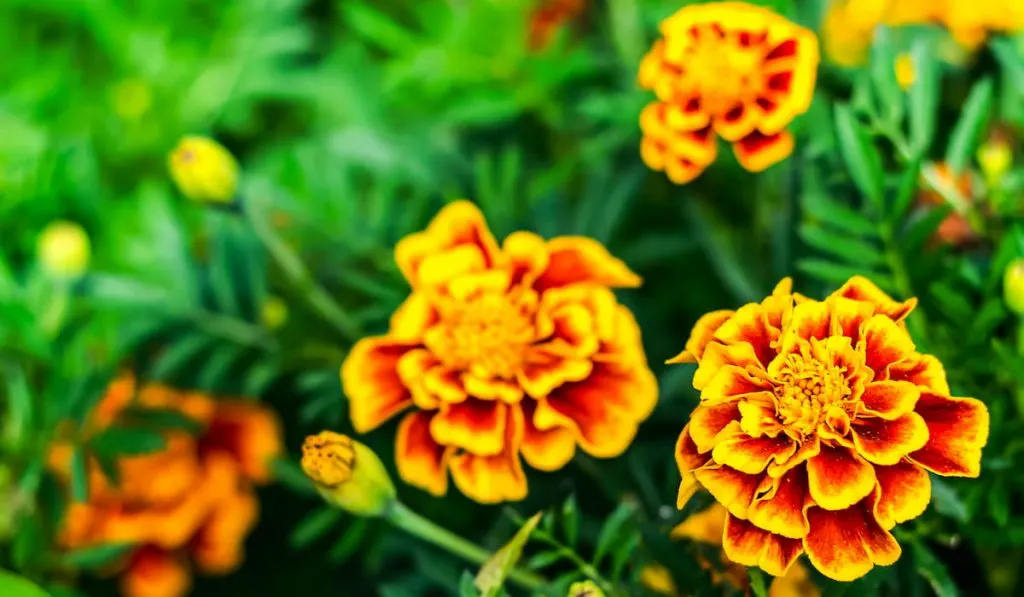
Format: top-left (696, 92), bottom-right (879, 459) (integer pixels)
top-left (50, 375), bottom-right (283, 597)
top-left (917, 163), bottom-right (977, 247)
top-left (1004, 259), bottom-right (1024, 316)
top-left (38, 221), bottom-right (90, 279)
top-left (168, 136), bottom-right (239, 205)
top-left (301, 432), bottom-right (397, 516)
top-left (672, 276), bottom-right (989, 581)
top-left (341, 201), bottom-right (657, 504)
top-left (638, 2), bottom-right (819, 183)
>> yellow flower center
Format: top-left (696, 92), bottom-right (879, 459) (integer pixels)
top-left (300, 432), bottom-right (355, 488)
top-left (686, 33), bottom-right (765, 114)
top-left (428, 288), bottom-right (537, 381)
top-left (773, 350), bottom-right (852, 439)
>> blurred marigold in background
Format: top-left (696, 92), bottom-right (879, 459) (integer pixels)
top-left (38, 221), bottom-right (90, 279)
top-left (341, 201), bottom-right (657, 504)
top-left (168, 136), bottom-right (239, 205)
top-left (529, 0), bottom-right (585, 50)
top-left (49, 375), bottom-right (282, 597)
top-left (643, 504), bottom-right (818, 597)
top-left (822, 0), bottom-right (1024, 66)
top-left (637, 2), bottom-right (819, 184)
top-left (672, 277), bottom-right (989, 581)
top-left (916, 163), bottom-right (978, 247)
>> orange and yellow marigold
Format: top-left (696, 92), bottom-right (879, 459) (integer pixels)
top-left (638, 2), bottom-right (819, 184)
top-left (50, 375), bottom-right (282, 597)
top-left (342, 201), bottom-right (657, 504)
top-left (672, 277), bottom-right (989, 581)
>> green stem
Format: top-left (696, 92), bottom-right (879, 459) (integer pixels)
top-left (241, 198), bottom-right (361, 340)
top-left (529, 526), bottom-right (624, 597)
top-left (878, 225), bottom-right (931, 349)
top-left (385, 502), bottom-right (546, 592)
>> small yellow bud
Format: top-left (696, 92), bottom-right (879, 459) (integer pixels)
top-left (640, 564), bottom-right (676, 595)
top-left (37, 221), bottom-right (90, 278)
top-left (895, 53), bottom-right (915, 91)
top-left (261, 295), bottom-right (288, 330)
top-left (111, 78), bottom-right (153, 121)
top-left (168, 136), bottom-right (239, 205)
top-left (568, 580), bottom-right (606, 597)
top-left (301, 432), bottom-right (396, 516)
top-left (977, 138), bottom-right (1012, 187)
top-left (1005, 259), bottom-right (1024, 316)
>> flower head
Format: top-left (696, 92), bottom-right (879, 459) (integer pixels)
top-left (50, 375), bottom-right (282, 597)
top-left (38, 221), bottom-right (90, 279)
top-left (301, 432), bottom-right (397, 516)
top-left (672, 277), bottom-right (989, 581)
top-left (168, 136), bottom-right (239, 205)
top-left (341, 201), bottom-right (657, 503)
top-left (638, 2), bottom-right (819, 183)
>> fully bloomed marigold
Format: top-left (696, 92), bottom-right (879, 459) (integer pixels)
top-left (638, 2), bottom-right (819, 184)
top-left (342, 201), bottom-right (657, 504)
top-left (50, 375), bottom-right (282, 597)
top-left (672, 277), bottom-right (989, 581)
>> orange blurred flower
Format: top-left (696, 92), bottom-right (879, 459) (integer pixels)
top-left (644, 504), bottom-right (819, 596)
top-left (341, 201), bottom-right (657, 504)
top-left (672, 277), bottom-right (989, 581)
top-left (529, 0), bottom-right (586, 50)
top-left (917, 163), bottom-right (977, 247)
top-left (638, 2), bottom-right (819, 183)
top-left (50, 375), bottom-right (282, 597)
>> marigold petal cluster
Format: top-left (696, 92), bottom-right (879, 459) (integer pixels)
top-left (341, 200), bottom-right (657, 504)
top-left (638, 2), bottom-right (819, 183)
top-left (50, 374), bottom-right (283, 597)
top-left (672, 277), bottom-right (989, 581)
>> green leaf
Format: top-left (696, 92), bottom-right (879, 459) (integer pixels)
top-left (289, 507), bottom-right (344, 549)
top-left (148, 333), bottom-right (216, 381)
top-left (459, 571), bottom-right (480, 597)
top-left (908, 37), bottom-right (940, 157)
top-left (561, 494), bottom-right (579, 547)
top-left (988, 479), bottom-right (1010, 526)
top-left (607, 0), bottom-right (644, 66)
top-left (271, 458), bottom-right (317, 496)
top-left (930, 477), bottom-right (969, 523)
top-left (594, 501), bottom-right (637, 566)
top-left (891, 159), bottom-right (922, 223)
top-left (945, 78), bottom-right (994, 174)
top-left (61, 542), bottom-right (135, 569)
top-left (0, 570), bottom-right (51, 597)
top-left (69, 447), bottom-right (89, 503)
top-left (89, 427), bottom-right (166, 457)
top-left (525, 550), bottom-right (564, 571)
top-left (797, 259), bottom-right (893, 291)
top-left (119, 406), bottom-right (203, 434)
top-left (912, 541), bottom-right (960, 597)
top-left (326, 519), bottom-right (370, 565)
top-left (799, 224), bottom-right (884, 266)
top-left (834, 103), bottom-right (885, 210)
top-left (474, 512), bottom-right (542, 596)
top-left (748, 568), bottom-right (769, 597)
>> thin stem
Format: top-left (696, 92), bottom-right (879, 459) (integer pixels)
top-left (385, 502), bottom-right (547, 592)
top-left (529, 526), bottom-right (624, 597)
top-left (241, 198), bottom-right (362, 341)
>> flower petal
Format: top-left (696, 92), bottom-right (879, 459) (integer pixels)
top-left (342, 337), bottom-right (415, 433)
top-left (395, 200), bottom-right (500, 289)
top-left (722, 514), bottom-right (804, 576)
top-left (789, 300), bottom-right (831, 341)
top-left (521, 402), bottom-right (576, 472)
top-left (694, 465), bottom-right (768, 519)
top-left (712, 303), bottom-right (779, 367)
top-left (676, 424), bottom-right (711, 472)
top-left (450, 406), bottom-right (527, 504)
top-left (203, 401), bottom-right (282, 484)
top-left (397, 350), bottom-right (442, 409)
top-left (827, 296), bottom-right (876, 343)
top-left (688, 399), bottom-right (741, 453)
top-left (804, 499), bottom-right (901, 582)
top-left (860, 380), bottom-right (920, 419)
top-left (711, 421), bottom-right (797, 475)
top-left (829, 276), bottom-right (916, 323)
top-left (534, 237), bottom-right (641, 291)
top-left (430, 400), bottom-right (507, 456)
top-left (768, 435), bottom-right (820, 478)
top-left (389, 293), bottom-right (437, 341)
top-left (861, 315), bottom-right (916, 380)
top-left (909, 392), bottom-right (989, 477)
top-left (748, 466), bottom-right (810, 539)
top-left (732, 130), bottom-right (794, 173)
top-left (692, 341), bottom-right (765, 390)
top-left (874, 460), bottom-right (930, 529)
top-left (396, 412), bottom-right (452, 496)
top-left (888, 354), bottom-right (950, 395)
top-left (502, 231), bottom-right (549, 286)
top-left (666, 309), bottom-right (734, 364)
top-left (463, 374), bottom-right (525, 403)
top-left (121, 547), bottom-right (192, 597)
top-left (671, 503), bottom-right (726, 544)
top-left (851, 413), bottom-right (929, 465)
top-left (518, 353), bottom-right (593, 399)
top-left (806, 444), bottom-right (875, 510)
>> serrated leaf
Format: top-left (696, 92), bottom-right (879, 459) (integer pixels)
top-left (835, 103), bottom-right (885, 210)
top-left (945, 78), bottom-right (994, 174)
top-left (89, 427), bottom-right (166, 457)
top-left (475, 512), bottom-right (542, 596)
top-left (290, 507), bottom-right (344, 549)
top-left (799, 224), bottom-right (884, 266)
top-left (61, 542), bottom-right (135, 569)
top-left (594, 501), bottom-right (637, 566)
top-left (0, 570), bottom-right (51, 597)
top-left (891, 159), bottom-right (922, 223)
top-left (912, 541), bottom-right (959, 597)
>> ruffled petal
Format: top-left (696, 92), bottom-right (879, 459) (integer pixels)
top-left (397, 350), bottom-right (442, 409)
top-left (430, 400), bottom-right (507, 456)
top-left (518, 353), bottom-right (593, 399)
top-left (671, 503), bottom-right (726, 544)
top-left (888, 354), bottom-right (950, 395)
top-left (909, 392), bottom-right (989, 477)
top-left (521, 402), bottom-right (576, 472)
top-left (502, 231), bottom-right (549, 286)
top-left (732, 130), bottom-right (794, 173)
top-left (873, 460), bottom-right (931, 529)
top-left (688, 400), bottom-right (741, 453)
top-left (463, 374), bottom-right (525, 403)
top-left (711, 421), bottom-right (797, 475)
top-left (692, 341), bottom-right (765, 390)
top-left (804, 499), bottom-right (901, 582)
top-left (694, 465), bottom-right (768, 519)
top-left (534, 237), bottom-right (642, 291)
top-left (394, 200), bottom-right (500, 289)
top-left (121, 547), bottom-right (192, 597)
top-left (829, 276), bottom-right (916, 323)
top-left (722, 515), bottom-right (804, 577)
top-left (860, 380), bottom-right (920, 419)
top-left (450, 405), bottom-right (527, 504)
top-left (789, 300), bottom-right (831, 341)
top-left (860, 315), bottom-right (916, 380)
top-left (667, 310), bottom-right (734, 364)
top-left (768, 435), bottom-right (820, 478)
top-left (850, 413), bottom-right (929, 465)
top-left (396, 412), bottom-right (452, 496)
top-left (806, 444), bottom-right (875, 510)
top-left (713, 303), bottom-right (778, 367)
top-left (748, 466), bottom-right (810, 539)
top-left (389, 293), bottom-right (438, 341)
top-left (676, 424), bottom-right (711, 472)
top-left (342, 337), bottom-right (415, 433)
top-left (202, 401), bottom-right (282, 484)
top-left (700, 364), bottom-right (771, 402)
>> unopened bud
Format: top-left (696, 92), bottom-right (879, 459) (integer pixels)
top-left (260, 296), bottom-right (288, 330)
top-left (977, 137), bottom-right (1012, 187)
top-left (1005, 259), bottom-right (1024, 316)
top-left (301, 432), bottom-right (396, 516)
top-left (168, 136), bottom-right (239, 205)
top-left (38, 221), bottom-right (90, 278)
top-left (568, 580), bottom-right (606, 597)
